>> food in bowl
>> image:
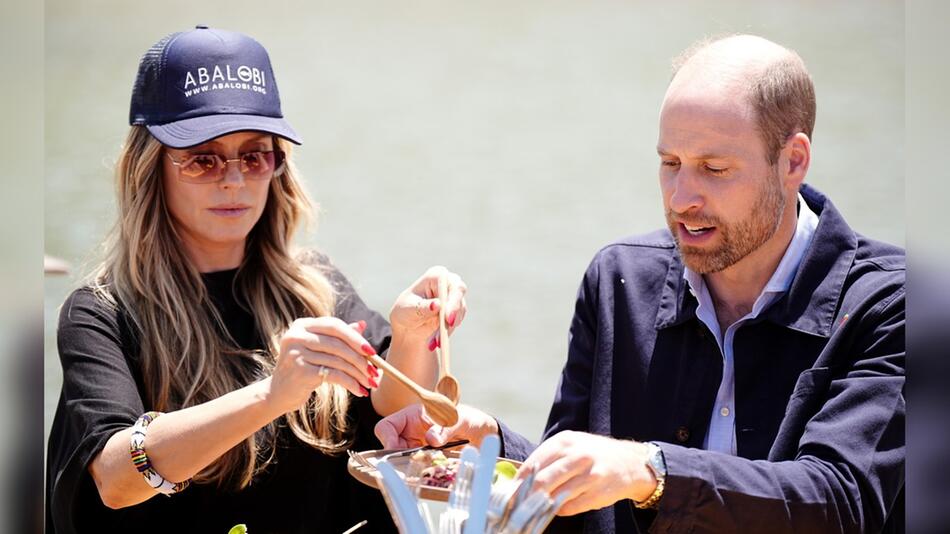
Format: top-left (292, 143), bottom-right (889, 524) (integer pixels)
top-left (406, 450), bottom-right (520, 490)
top-left (408, 450), bottom-right (459, 488)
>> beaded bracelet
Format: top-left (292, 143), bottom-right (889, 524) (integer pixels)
top-left (129, 411), bottom-right (190, 495)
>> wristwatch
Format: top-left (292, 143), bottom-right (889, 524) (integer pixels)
top-left (634, 441), bottom-right (667, 510)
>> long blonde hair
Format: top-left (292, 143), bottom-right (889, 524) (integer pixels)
top-left (92, 126), bottom-right (353, 489)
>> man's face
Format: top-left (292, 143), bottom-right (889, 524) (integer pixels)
top-left (657, 90), bottom-right (786, 274)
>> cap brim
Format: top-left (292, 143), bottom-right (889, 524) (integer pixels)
top-left (147, 114), bottom-right (302, 148)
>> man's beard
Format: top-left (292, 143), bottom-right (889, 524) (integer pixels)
top-left (667, 170), bottom-right (786, 274)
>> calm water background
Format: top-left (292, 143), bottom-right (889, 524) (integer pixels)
top-left (44, 1), bottom-right (904, 444)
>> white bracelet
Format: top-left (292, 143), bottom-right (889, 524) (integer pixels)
top-left (129, 411), bottom-right (190, 495)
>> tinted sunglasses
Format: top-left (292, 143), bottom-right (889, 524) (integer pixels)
top-left (165, 150), bottom-right (286, 184)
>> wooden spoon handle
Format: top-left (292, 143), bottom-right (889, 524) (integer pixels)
top-left (438, 275), bottom-right (451, 376)
top-left (365, 353), bottom-right (459, 426)
top-left (365, 354), bottom-right (425, 397)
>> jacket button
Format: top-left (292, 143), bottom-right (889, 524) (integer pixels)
top-left (675, 426), bottom-right (690, 443)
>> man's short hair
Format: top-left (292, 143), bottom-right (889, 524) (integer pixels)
top-left (672, 35), bottom-right (816, 165)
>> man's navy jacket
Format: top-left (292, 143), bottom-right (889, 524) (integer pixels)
top-left (500, 184), bottom-right (905, 533)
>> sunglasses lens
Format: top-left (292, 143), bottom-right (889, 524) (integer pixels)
top-left (240, 151), bottom-right (275, 179)
top-left (179, 154), bottom-right (222, 182)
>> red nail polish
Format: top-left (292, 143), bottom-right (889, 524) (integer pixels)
top-left (360, 386), bottom-right (370, 397)
top-left (361, 343), bottom-right (376, 356)
top-left (435, 336), bottom-right (441, 348)
top-left (428, 338), bottom-right (437, 351)
top-left (358, 320), bottom-right (367, 331)
top-left (368, 377), bottom-right (379, 389)
top-left (447, 311), bottom-right (457, 327)
top-left (367, 364), bottom-right (379, 378)
top-left (429, 301), bottom-right (436, 312)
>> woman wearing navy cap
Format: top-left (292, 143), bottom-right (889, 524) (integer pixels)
top-left (46, 26), bottom-right (465, 533)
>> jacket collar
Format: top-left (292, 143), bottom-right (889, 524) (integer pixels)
top-left (654, 184), bottom-right (857, 337)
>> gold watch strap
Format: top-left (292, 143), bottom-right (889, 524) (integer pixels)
top-left (634, 472), bottom-right (665, 509)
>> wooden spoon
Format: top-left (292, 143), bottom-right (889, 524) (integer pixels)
top-left (362, 352), bottom-right (459, 427)
top-left (435, 275), bottom-right (461, 404)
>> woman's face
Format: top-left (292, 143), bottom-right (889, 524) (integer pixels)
top-left (161, 131), bottom-right (275, 270)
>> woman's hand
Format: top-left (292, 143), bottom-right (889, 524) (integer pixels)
top-left (372, 266), bottom-right (467, 416)
top-left (389, 265), bottom-right (468, 350)
top-left (267, 317), bottom-right (380, 415)
top-left (374, 403), bottom-right (499, 449)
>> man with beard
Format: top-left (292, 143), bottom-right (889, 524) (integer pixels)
top-left (376, 34), bottom-right (904, 533)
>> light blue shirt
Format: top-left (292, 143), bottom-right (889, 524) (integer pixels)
top-left (683, 194), bottom-right (819, 455)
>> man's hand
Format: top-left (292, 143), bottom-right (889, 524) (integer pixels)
top-left (521, 430), bottom-right (658, 516)
top-left (374, 403), bottom-right (499, 449)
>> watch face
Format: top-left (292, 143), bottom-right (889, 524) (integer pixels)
top-left (648, 444), bottom-right (667, 477)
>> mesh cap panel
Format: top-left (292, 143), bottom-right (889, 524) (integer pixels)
top-left (129, 32), bottom-right (182, 125)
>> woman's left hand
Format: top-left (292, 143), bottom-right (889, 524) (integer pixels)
top-left (389, 266), bottom-right (467, 350)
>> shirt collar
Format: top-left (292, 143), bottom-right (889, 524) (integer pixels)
top-left (656, 184), bottom-right (858, 337)
top-left (681, 193), bottom-right (819, 300)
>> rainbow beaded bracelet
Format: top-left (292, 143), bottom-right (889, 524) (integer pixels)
top-left (129, 411), bottom-right (190, 495)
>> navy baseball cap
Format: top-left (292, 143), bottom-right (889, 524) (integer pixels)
top-left (129, 25), bottom-right (302, 148)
